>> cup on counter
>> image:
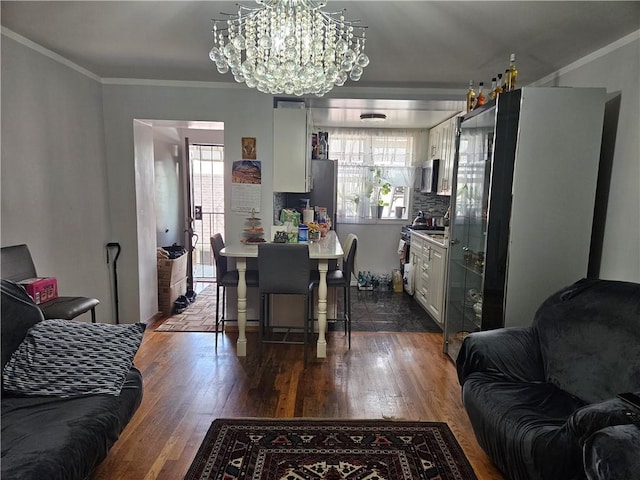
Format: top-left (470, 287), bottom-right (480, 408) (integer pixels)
top-left (302, 208), bottom-right (315, 224)
top-left (298, 224), bottom-right (309, 242)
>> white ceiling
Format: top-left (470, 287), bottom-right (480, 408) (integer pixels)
top-left (2, 1), bottom-right (639, 128)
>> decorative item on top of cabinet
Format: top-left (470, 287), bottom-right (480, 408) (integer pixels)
top-left (273, 107), bottom-right (312, 192)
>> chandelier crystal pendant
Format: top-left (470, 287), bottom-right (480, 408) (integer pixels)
top-left (209, 0), bottom-right (370, 97)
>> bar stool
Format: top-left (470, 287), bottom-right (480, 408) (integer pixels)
top-left (311, 234), bottom-right (358, 348)
top-left (211, 234), bottom-right (259, 350)
top-left (258, 243), bottom-right (314, 364)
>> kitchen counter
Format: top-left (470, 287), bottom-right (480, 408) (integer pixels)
top-left (410, 229), bottom-right (448, 248)
top-left (408, 229), bottom-right (449, 326)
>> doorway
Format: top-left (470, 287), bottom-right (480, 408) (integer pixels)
top-left (140, 119), bottom-right (224, 298)
top-left (188, 143), bottom-right (225, 282)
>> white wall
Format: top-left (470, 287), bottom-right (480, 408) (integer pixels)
top-left (2, 30), bottom-right (638, 326)
top-left (102, 83), bottom-right (274, 322)
top-left (1, 36), bottom-right (114, 323)
top-left (153, 131), bottom-right (183, 248)
top-left (542, 34), bottom-right (639, 282)
top-left (336, 223), bottom-right (405, 279)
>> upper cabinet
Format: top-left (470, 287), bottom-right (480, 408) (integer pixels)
top-left (428, 114), bottom-right (462, 195)
top-left (273, 108), bottom-right (311, 193)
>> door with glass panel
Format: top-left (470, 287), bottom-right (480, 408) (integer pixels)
top-left (188, 143), bottom-right (225, 281)
top-left (444, 109), bottom-right (495, 360)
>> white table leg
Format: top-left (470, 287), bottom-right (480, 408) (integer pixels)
top-left (236, 257), bottom-right (247, 357)
top-left (316, 259), bottom-right (328, 358)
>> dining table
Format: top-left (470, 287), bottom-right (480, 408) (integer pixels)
top-left (220, 230), bottom-right (344, 358)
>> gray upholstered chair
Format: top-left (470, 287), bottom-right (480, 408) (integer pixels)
top-left (1, 244), bottom-right (100, 323)
top-left (257, 243), bottom-right (313, 363)
top-left (210, 234), bottom-right (259, 350)
top-left (311, 233), bottom-right (358, 348)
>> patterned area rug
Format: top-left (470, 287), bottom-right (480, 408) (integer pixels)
top-left (156, 284), bottom-right (220, 332)
top-left (184, 418), bottom-right (477, 480)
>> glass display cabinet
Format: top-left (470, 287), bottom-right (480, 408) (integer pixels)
top-left (443, 104), bottom-right (497, 361)
top-left (443, 88), bottom-right (607, 362)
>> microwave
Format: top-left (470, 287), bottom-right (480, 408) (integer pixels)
top-left (420, 159), bottom-right (440, 193)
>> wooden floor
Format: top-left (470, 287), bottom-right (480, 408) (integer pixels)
top-left (91, 326), bottom-right (504, 480)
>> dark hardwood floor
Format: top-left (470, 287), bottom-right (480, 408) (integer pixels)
top-left (91, 322), bottom-right (503, 479)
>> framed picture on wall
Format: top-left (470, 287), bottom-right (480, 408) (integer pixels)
top-left (242, 137), bottom-right (256, 160)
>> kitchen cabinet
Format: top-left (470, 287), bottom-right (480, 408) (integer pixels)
top-left (443, 87), bottom-right (606, 362)
top-left (438, 116), bottom-right (460, 195)
top-left (411, 231), bottom-right (447, 327)
top-left (427, 114), bottom-right (461, 196)
top-left (273, 108), bottom-right (311, 192)
top-left (427, 125), bottom-right (442, 161)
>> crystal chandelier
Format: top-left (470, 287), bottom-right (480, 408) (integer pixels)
top-left (208, 0), bottom-right (370, 97)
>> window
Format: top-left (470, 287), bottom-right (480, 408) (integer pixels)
top-left (327, 128), bottom-right (421, 222)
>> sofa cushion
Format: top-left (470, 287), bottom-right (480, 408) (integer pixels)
top-left (462, 373), bottom-right (587, 480)
top-left (1, 367), bottom-right (143, 480)
top-left (2, 319), bottom-right (144, 398)
top-left (534, 278), bottom-right (640, 404)
top-left (583, 424), bottom-right (640, 480)
top-left (568, 395), bottom-right (640, 445)
top-left (1, 279), bottom-right (44, 373)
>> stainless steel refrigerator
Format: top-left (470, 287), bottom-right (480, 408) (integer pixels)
top-left (286, 159), bottom-right (338, 228)
top-left (443, 87), bottom-right (606, 361)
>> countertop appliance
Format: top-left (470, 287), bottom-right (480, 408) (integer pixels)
top-left (443, 87), bottom-right (606, 361)
top-left (412, 210), bottom-right (428, 227)
top-left (412, 210), bottom-right (445, 228)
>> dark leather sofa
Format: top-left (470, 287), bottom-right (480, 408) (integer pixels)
top-left (1, 280), bottom-right (143, 480)
top-left (457, 278), bottom-right (640, 480)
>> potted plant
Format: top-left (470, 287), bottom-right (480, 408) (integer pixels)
top-left (368, 168), bottom-right (392, 219)
top-left (376, 181), bottom-right (391, 218)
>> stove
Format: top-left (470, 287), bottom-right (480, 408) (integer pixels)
top-left (400, 225), bottom-right (412, 243)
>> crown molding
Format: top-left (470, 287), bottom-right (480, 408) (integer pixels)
top-left (2, 27), bottom-right (101, 82)
top-left (531, 28), bottom-right (640, 87)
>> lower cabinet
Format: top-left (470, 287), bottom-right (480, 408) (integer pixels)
top-left (412, 234), bottom-right (447, 327)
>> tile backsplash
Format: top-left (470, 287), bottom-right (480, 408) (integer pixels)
top-left (411, 189), bottom-right (450, 220)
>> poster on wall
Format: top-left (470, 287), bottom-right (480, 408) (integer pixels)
top-left (231, 160), bottom-right (261, 213)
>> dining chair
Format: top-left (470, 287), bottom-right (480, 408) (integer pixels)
top-left (311, 233), bottom-right (358, 349)
top-left (257, 243), bottom-right (314, 364)
top-left (211, 234), bottom-right (259, 350)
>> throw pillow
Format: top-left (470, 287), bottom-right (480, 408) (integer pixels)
top-left (2, 319), bottom-right (145, 398)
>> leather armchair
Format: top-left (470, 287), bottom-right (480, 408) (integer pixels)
top-left (1, 244), bottom-right (99, 322)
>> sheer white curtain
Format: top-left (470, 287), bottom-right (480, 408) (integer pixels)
top-left (326, 128), bottom-right (424, 222)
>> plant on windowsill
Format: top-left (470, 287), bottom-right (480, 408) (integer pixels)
top-left (375, 182), bottom-right (391, 218)
top-left (368, 168), bottom-right (392, 219)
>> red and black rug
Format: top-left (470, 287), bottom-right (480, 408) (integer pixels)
top-left (184, 418), bottom-right (477, 480)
